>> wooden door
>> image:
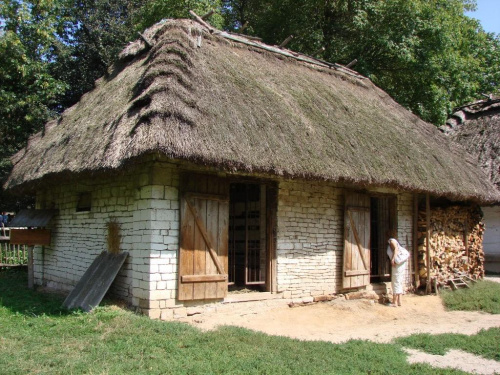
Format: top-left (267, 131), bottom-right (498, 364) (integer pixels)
top-left (178, 175), bottom-right (229, 301)
top-left (343, 192), bottom-right (371, 289)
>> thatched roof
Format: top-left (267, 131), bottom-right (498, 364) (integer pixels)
top-left (5, 19), bottom-right (500, 204)
top-left (440, 98), bottom-right (500, 191)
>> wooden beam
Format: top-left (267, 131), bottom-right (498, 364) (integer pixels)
top-left (189, 10), bottom-right (214, 32)
top-left (184, 192), bottom-right (229, 203)
top-left (279, 35), bottom-right (294, 48)
top-left (313, 46), bottom-right (325, 56)
top-left (201, 10), bottom-right (214, 20)
top-left (413, 193), bottom-right (419, 287)
top-left (464, 215), bottom-right (469, 259)
top-left (228, 32), bottom-right (263, 42)
top-left (27, 246), bottom-right (34, 289)
top-left (181, 274), bottom-right (227, 283)
top-left (426, 193), bottom-right (431, 294)
top-left (346, 59), bottom-right (358, 68)
top-left (345, 270), bottom-right (370, 276)
top-left (10, 229), bottom-right (51, 246)
top-left (239, 21), bottom-right (249, 33)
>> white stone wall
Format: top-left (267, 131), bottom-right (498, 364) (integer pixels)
top-left (396, 192), bottom-right (415, 289)
top-left (482, 206), bottom-right (500, 273)
top-left (34, 173), bottom-right (137, 299)
top-left (133, 163), bottom-right (181, 318)
top-left (276, 182), bottom-right (415, 299)
top-left (396, 192), bottom-right (414, 250)
top-left (34, 161), bottom-right (417, 314)
top-left (276, 180), bottom-right (344, 298)
top-left (33, 161), bottom-right (181, 314)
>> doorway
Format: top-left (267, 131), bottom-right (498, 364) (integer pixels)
top-left (370, 195), bottom-right (397, 282)
top-left (228, 183), bottom-right (269, 291)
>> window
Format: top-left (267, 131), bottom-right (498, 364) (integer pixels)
top-left (76, 192), bottom-right (92, 212)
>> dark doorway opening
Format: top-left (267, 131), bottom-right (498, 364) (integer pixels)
top-left (228, 183), bottom-right (268, 292)
top-left (370, 195), bottom-right (397, 282)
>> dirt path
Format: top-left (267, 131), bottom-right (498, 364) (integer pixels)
top-left (179, 294), bottom-right (500, 344)
top-left (172, 278), bottom-right (500, 374)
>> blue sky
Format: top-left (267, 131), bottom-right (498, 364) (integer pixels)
top-left (465, 0), bottom-right (500, 35)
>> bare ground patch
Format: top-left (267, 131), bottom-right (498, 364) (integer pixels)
top-left (169, 287), bottom-right (500, 374)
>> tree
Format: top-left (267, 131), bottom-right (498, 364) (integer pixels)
top-left (133, 0), bottom-right (224, 32)
top-left (53, 0), bottom-right (142, 109)
top-left (0, 0), bottom-right (68, 209)
top-left (221, 0), bottom-right (500, 125)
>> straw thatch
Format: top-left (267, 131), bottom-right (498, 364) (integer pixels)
top-left (5, 19), bottom-right (500, 204)
top-left (440, 98), bottom-right (500, 192)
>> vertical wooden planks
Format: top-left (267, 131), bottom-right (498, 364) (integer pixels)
top-left (217, 197), bottom-right (228, 298)
top-left (179, 197), bottom-right (195, 301)
top-left (193, 195), bottom-right (207, 300)
top-left (204, 175), bottom-right (218, 299)
top-left (343, 192), bottom-right (370, 289)
top-left (178, 174), bottom-right (229, 301)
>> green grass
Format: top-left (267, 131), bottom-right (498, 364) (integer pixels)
top-left (441, 280), bottom-right (500, 314)
top-left (396, 328), bottom-right (500, 361)
top-left (1, 270), bottom-right (498, 375)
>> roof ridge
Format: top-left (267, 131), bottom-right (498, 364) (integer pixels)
top-left (187, 10), bottom-right (366, 80)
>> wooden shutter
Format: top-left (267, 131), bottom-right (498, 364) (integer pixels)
top-left (343, 192), bottom-right (371, 289)
top-left (178, 175), bottom-right (229, 301)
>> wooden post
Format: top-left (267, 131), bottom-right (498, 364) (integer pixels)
top-left (201, 10), bottom-right (215, 20)
top-left (279, 35), bottom-right (294, 48)
top-left (189, 10), bottom-right (215, 32)
top-left (239, 21), bottom-right (249, 33)
top-left (346, 59), bottom-right (358, 68)
top-left (464, 216), bottom-right (469, 259)
top-left (413, 194), bottom-right (419, 287)
top-left (28, 246), bottom-right (34, 289)
top-left (313, 46), bottom-right (325, 56)
top-left (426, 194), bottom-right (431, 294)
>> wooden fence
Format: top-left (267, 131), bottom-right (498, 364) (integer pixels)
top-left (0, 233), bottom-right (28, 267)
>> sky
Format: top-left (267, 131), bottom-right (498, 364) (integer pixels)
top-left (465, 0), bottom-right (500, 35)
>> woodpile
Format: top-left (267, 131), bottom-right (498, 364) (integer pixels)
top-left (416, 206), bottom-right (484, 290)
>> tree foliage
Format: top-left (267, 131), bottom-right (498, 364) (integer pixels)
top-left (133, 0), bottom-right (224, 32)
top-left (222, 0), bottom-right (500, 124)
top-left (53, 0), bottom-right (141, 109)
top-left (0, 1), bottom-right (67, 170)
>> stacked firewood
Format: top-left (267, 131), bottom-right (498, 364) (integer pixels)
top-left (416, 206), bottom-right (484, 288)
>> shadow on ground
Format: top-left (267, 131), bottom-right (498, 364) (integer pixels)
top-left (0, 268), bottom-right (70, 317)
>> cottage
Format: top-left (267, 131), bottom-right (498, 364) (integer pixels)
top-left (4, 19), bottom-right (499, 318)
top-left (440, 98), bottom-right (500, 273)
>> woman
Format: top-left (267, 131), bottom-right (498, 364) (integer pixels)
top-left (386, 231), bottom-right (408, 307)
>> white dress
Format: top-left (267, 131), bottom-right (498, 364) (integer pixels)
top-left (387, 238), bottom-right (406, 294)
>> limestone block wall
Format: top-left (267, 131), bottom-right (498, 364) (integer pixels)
top-left (34, 171), bottom-right (138, 300)
top-left (396, 192), bottom-right (415, 289)
top-left (396, 192), bottom-right (414, 251)
top-left (276, 183), bottom-right (415, 299)
top-left (133, 162), bottom-right (181, 318)
top-left (276, 180), bottom-right (344, 298)
top-left (482, 206), bottom-right (500, 273)
top-left (33, 161), bottom-right (182, 313)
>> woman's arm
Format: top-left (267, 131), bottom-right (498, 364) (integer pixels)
top-left (389, 239), bottom-right (398, 266)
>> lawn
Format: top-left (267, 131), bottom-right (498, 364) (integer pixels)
top-left (440, 279), bottom-right (500, 314)
top-left (0, 269), bottom-right (498, 375)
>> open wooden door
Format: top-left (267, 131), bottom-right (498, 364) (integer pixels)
top-left (178, 174), bottom-right (229, 301)
top-left (343, 192), bottom-right (371, 289)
